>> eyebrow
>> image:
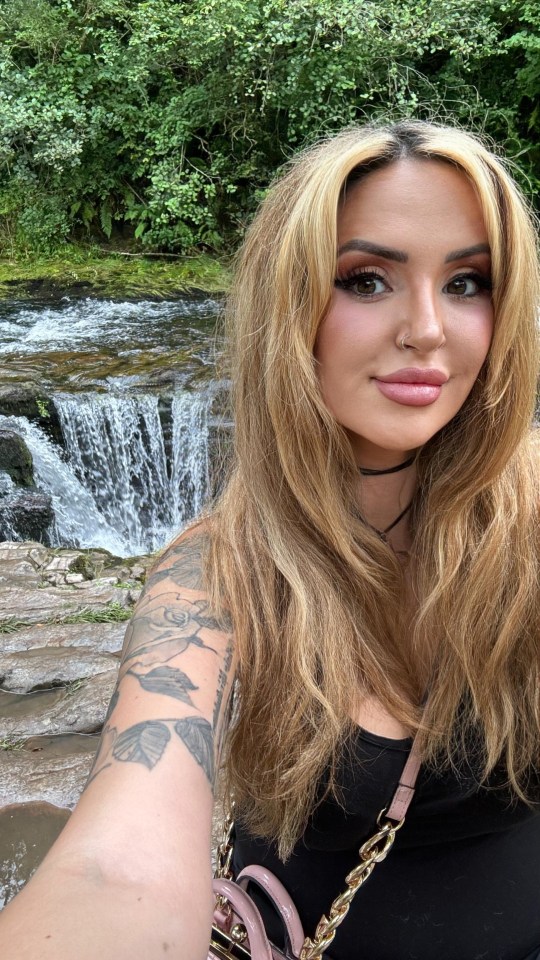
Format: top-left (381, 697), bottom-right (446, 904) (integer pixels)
top-left (444, 243), bottom-right (491, 262)
top-left (337, 239), bottom-right (408, 263)
top-left (337, 239), bottom-right (491, 264)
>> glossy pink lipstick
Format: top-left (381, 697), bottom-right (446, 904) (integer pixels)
top-left (374, 368), bottom-right (448, 407)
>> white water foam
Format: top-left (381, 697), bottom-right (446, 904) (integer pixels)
top-left (54, 388), bottom-right (213, 554)
top-left (0, 415), bottom-right (126, 555)
top-left (0, 297), bottom-right (219, 355)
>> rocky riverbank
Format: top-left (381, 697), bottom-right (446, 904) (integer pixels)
top-left (0, 539), bottom-right (151, 908)
top-left (0, 538), bottom-right (225, 910)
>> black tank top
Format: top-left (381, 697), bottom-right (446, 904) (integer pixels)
top-left (233, 727), bottom-right (540, 960)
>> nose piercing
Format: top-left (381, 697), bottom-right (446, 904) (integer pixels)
top-left (399, 334), bottom-right (410, 351)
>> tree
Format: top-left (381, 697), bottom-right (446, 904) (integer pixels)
top-left (0, 0), bottom-right (537, 254)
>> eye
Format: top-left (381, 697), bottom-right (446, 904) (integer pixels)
top-left (335, 270), bottom-right (389, 298)
top-left (445, 273), bottom-right (492, 298)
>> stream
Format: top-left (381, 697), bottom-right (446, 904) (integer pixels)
top-left (0, 293), bottom-right (225, 555)
top-left (0, 291), bottom-right (225, 908)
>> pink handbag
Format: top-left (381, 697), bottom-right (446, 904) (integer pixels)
top-left (208, 737), bottom-right (422, 960)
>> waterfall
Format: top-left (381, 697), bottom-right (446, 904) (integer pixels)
top-left (170, 391), bottom-right (210, 530)
top-left (0, 414), bottom-right (127, 555)
top-left (1, 388), bottom-right (213, 557)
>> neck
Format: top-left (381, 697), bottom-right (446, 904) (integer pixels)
top-left (357, 460), bottom-right (418, 553)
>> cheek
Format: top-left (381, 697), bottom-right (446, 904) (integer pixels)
top-left (466, 312), bottom-right (494, 372)
top-left (452, 303), bottom-right (493, 378)
top-left (315, 298), bottom-right (383, 364)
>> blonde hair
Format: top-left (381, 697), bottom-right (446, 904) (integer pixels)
top-left (206, 120), bottom-right (540, 858)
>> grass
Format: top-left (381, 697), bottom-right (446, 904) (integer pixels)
top-left (0, 601), bottom-right (133, 634)
top-left (0, 245), bottom-right (230, 299)
top-left (64, 677), bottom-right (89, 696)
top-left (0, 737), bottom-right (26, 751)
top-left (0, 617), bottom-right (27, 635)
top-left (59, 602), bottom-right (133, 624)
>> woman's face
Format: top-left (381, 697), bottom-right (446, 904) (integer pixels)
top-left (315, 158), bottom-right (494, 467)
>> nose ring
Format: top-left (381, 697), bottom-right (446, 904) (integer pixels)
top-left (399, 334), bottom-right (410, 351)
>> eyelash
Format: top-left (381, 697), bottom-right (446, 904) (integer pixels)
top-left (448, 273), bottom-right (493, 299)
top-left (334, 268), bottom-right (493, 299)
top-left (334, 267), bottom-right (387, 296)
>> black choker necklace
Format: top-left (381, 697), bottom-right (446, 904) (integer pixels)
top-left (358, 454), bottom-right (415, 476)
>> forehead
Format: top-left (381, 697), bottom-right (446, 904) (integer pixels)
top-left (337, 158), bottom-right (488, 248)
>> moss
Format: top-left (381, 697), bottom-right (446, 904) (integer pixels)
top-left (69, 554), bottom-right (98, 581)
top-left (0, 430), bottom-right (34, 487)
top-left (0, 246), bottom-right (230, 300)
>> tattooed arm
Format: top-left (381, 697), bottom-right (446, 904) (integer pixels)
top-left (0, 526), bottom-right (235, 960)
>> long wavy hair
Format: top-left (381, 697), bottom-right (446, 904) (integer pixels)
top-left (205, 120), bottom-right (540, 858)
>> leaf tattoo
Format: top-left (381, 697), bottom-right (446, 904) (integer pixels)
top-left (175, 716), bottom-right (214, 786)
top-left (128, 665), bottom-right (198, 706)
top-left (104, 687), bottom-right (119, 724)
top-left (113, 721), bottom-right (170, 770)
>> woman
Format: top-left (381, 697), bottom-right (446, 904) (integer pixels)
top-left (1, 120), bottom-right (539, 960)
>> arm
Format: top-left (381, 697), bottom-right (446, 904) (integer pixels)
top-left (0, 528), bottom-right (235, 960)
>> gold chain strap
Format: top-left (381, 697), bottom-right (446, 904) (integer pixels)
top-left (214, 804), bottom-right (404, 960)
top-left (299, 809), bottom-right (404, 959)
top-left (215, 801), bottom-right (236, 881)
top-left (214, 802), bottom-right (236, 919)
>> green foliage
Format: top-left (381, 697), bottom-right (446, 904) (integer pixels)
top-left (36, 398), bottom-right (50, 419)
top-left (0, 737), bottom-right (26, 751)
top-left (0, 0), bottom-right (538, 255)
top-left (0, 247), bottom-right (229, 298)
top-left (59, 602), bottom-right (133, 623)
top-left (0, 601), bottom-right (132, 634)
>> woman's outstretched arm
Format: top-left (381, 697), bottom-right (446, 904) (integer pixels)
top-left (0, 527), bottom-right (235, 960)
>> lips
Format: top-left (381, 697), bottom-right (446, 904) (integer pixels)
top-left (373, 368), bottom-right (448, 407)
top-left (376, 368), bottom-right (449, 386)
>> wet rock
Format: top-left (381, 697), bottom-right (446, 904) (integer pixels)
top-left (0, 647), bottom-right (120, 693)
top-left (1, 621), bottom-right (127, 655)
top-left (0, 559), bottom-right (41, 582)
top-left (41, 549), bottom-right (124, 586)
top-left (0, 490), bottom-right (53, 544)
top-left (0, 383), bottom-right (63, 447)
top-left (0, 668), bottom-right (119, 738)
top-left (0, 540), bottom-right (50, 567)
top-left (64, 573), bottom-right (84, 584)
top-left (0, 429), bottom-right (34, 487)
top-left (41, 551), bottom-right (87, 575)
top-left (0, 735), bottom-right (99, 809)
top-left (0, 471), bottom-right (15, 498)
top-left (106, 557), bottom-right (154, 584)
top-left (0, 538), bottom-right (146, 897)
top-left (128, 586), bottom-right (142, 605)
top-left (0, 802), bottom-right (71, 909)
top-left (0, 580), bottom-right (131, 625)
top-left (0, 383), bottom-right (41, 420)
top-left (68, 552), bottom-right (99, 580)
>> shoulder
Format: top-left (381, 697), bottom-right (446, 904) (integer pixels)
top-left (145, 520), bottom-right (211, 594)
top-left (121, 519), bottom-right (232, 658)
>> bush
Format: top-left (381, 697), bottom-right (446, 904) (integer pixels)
top-left (0, 0), bottom-right (538, 254)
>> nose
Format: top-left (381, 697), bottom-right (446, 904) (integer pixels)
top-left (398, 283), bottom-right (446, 353)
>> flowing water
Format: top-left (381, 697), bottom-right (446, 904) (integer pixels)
top-left (0, 294), bottom-right (224, 555)
top-left (0, 292), bottom-right (226, 901)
